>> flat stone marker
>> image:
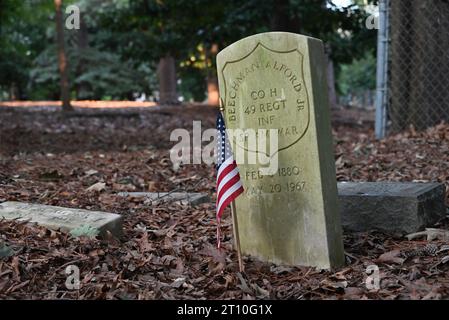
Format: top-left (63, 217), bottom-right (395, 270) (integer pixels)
top-left (217, 32), bottom-right (344, 269)
top-left (0, 201), bottom-right (122, 238)
top-left (118, 192), bottom-right (210, 206)
top-left (338, 182), bottom-right (446, 234)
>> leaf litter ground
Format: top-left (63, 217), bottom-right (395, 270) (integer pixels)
top-left (0, 105), bottom-right (448, 300)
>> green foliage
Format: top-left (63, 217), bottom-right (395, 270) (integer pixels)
top-left (30, 45), bottom-right (155, 100)
top-left (0, 0), bottom-right (378, 101)
top-left (70, 225), bottom-right (100, 238)
top-left (178, 66), bottom-right (207, 102)
top-left (337, 51), bottom-right (376, 95)
top-left (0, 0), bottom-right (156, 100)
top-left (0, 0), bottom-right (53, 99)
top-left (74, 51), bottom-right (153, 99)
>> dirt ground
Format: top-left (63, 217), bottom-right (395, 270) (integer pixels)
top-left (0, 104), bottom-right (448, 300)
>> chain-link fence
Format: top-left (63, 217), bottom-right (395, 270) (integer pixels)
top-left (382, 0), bottom-right (449, 134)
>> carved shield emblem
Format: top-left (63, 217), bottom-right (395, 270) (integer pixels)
top-left (221, 42), bottom-right (310, 156)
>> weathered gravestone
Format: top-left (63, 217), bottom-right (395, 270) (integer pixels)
top-left (0, 201), bottom-right (122, 238)
top-left (216, 32), bottom-right (344, 268)
top-left (338, 182), bottom-right (446, 234)
top-left (118, 192), bottom-right (210, 206)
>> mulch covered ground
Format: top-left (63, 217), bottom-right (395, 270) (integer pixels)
top-left (0, 104), bottom-right (448, 299)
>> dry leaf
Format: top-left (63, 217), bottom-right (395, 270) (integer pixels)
top-left (86, 182), bottom-right (106, 192)
top-left (377, 250), bottom-right (405, 264)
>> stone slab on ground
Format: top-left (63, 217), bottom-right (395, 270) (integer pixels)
top-left (118, 192), bottom-right (210, 206)
top-left (337, 182), bottom-right (446, 234)
top-left (0, 201), bottom-right (123, 238)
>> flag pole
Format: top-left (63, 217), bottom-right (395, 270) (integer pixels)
top-left (219, 98), bottom-right (244, 273)
top-left (230, 200), bottom-right (244, 272)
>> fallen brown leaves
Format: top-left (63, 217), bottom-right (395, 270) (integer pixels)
top-left (0, 105), bottom-right (448, 299)
top-left (334, 120), bottom-right (449, 203)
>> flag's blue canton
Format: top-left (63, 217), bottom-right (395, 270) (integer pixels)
top-left (216, 112), bottom-right (232, 169)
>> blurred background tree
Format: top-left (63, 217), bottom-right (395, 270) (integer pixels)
top-left (0, 0), bottom-right (377, 107)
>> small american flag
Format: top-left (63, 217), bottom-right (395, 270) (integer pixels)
top-left (216, 111), bottom-right (244, 248)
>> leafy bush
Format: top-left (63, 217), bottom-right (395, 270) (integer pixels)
top-left (30, 45), bottom-right (156, 100)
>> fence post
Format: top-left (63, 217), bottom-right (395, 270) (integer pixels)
top-left (375, 0), bottom-right (389, 139)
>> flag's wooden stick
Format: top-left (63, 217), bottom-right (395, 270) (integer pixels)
top-left (230, 200), bottom-right (244, 272)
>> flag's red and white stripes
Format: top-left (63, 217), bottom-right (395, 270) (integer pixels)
top-left (216, 157), bottom-right (244, 220)
top-left (215, 111), bottom-right (244, 248)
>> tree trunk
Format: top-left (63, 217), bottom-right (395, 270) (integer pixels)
top-left (389, 0), bottom-right (413, 131)
top-left (407, 0), bottom-right (449, 130)
top-left (326, 58), bottom-right (337, 109)
top-left (9, 83), bottom-right (19, 101)
top-left (157, 54), bottom-right (178, 104)
top-left (269, 0), bottom-right (302, 32)
top-left (55, 0), bottom-right (73, 112)
top-left (270, 0), bottom-right (291, 31)
top-left (390, 0), bottom-right (449, 131)
top-left (207, 75), bottom-right (219, 106)
top-left (206, 44), bottom-right (219, 106)
top-left (77, 17), bottom-right (88, 49)
top-left (325, 46), bottom-right (337, 109)
top-left (76, 16), bottom-right (89, 99)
